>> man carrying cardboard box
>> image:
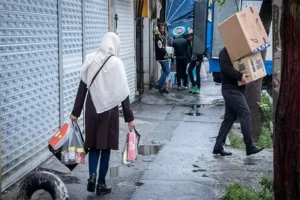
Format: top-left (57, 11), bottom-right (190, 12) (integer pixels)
top-left (212, 48), bottom-right (264, 156)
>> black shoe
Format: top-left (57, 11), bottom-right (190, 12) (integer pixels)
top-left (246, 146), bottom-right (265, 156)
top-left (159, 88), bottom-right (169, 94)
top-left (97, 184), bottom-right (112, 196)
top-left (154, 84), bottom-right (161, 90)
top-left (213, 149), bottom-right (232, 156)
top-left (87, 174), bottom-right (96, 192)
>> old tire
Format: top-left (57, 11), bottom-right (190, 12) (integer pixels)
top-left (16, 171), bottom-right (69, 200)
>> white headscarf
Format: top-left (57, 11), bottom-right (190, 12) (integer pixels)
top-left (81, 32), bottom-right (130, 114)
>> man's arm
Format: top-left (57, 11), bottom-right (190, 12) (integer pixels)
top-left (219, 50), bottom-right (243, 81)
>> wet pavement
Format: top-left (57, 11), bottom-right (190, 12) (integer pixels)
top-left (141, 79), bottom-right (224, 106)
top-left (1, 78), bottom-right (273, 200)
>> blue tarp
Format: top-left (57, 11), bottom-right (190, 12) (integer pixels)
top-left (166, 0), bottom-right (197, 37)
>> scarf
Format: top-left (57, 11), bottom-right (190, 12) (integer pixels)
top-left (80, 32), bottom-right (130, 114)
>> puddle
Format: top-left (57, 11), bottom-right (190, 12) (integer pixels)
top-left (185, 104), bottom-right (204, 116)
top-left (135, 182), bottom-right (144, 186)
top-left (110, 166), bottom-right (119, 178)
top-left (185, 112), bottom-right (203, 116)
top-left (60, 176), bottom-right (81, 184)
top-left (138, 145), bottom-right (162, 156)
top-left (118, 181), bottom-right (144, 187)
top-left (244, 162), bottom-right (257, 166)
top-left (212, 99), bottom-right (225, 106)
top-left (171, 94), bottom-right (185, 99)
top-left (244, 158), bottom-right (259, 166)
top-left (192, 164), bottom-right (207, 172)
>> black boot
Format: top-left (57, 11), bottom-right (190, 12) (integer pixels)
top-left (97, 184), bottom-right (112, 196)
top-left (87, 174), bottom-right (96, 192)
top-left (159, 88), bottom-right (169, 94)
top-left (246, 146), bottom-right (265, 156)
top-left (154, 84), bottom-right (161, 90)
top-left (213, 149), bottom-right (232, 156)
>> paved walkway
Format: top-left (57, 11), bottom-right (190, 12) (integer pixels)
top-left (2, 79), bottom-right (273, 200)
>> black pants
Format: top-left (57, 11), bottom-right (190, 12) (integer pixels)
top-left (188, 56), bottom-right (203, 88)
top-left (214, 89), bottom-right (253, 151)
top-left (176, 58), bottom-right (188, 87)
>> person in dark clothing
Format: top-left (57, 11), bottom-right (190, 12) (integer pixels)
top-left (188, 54), bottom-right (203, 94)
top-left (70, 32), bottom-right (135, 195)
top-left (213, 48), bottom-right (264, 156)
top-left (172, 33), bottom-right (192, 90)
top-left (154, 24), bottom-right (170, 94)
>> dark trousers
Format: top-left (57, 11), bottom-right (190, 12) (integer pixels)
top-left (214, 89), bottom-right (253, 151)
top-left (188, 57), bottom-right (203, 88)
top-left (176, 58), bottom-right (188, 87)
top-left (89, 149), bottom-right (111, 184)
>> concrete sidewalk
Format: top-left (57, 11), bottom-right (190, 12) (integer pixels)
top-left (130, 80), bottom-right (273, 200)
top-left (2, 79), bottom-right (273, 200)
top-left (130, 106), bottom-right (273, 200)
top-left (130, 120), bottom-right (221, 200)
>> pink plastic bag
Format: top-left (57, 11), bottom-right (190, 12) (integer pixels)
top-left (127, 131), bottom-right (137, 161)
top-left (123, 129), bottom-right (141, 164)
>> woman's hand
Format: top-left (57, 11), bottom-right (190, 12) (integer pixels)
top-left (128, 120), bottom-right (136, 132)
top-left (70, 114), bottom-right (78, 123)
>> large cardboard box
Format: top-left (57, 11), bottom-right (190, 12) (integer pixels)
top-left (232, 52), bottom-right (267, 86)
top-left (218, 7), bottom-right (270, 61)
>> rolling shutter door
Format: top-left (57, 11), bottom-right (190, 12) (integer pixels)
top-left (0, 0), bottom-right (60, 190)
top-left (61, 0), bottom-right (84, 127)
top-left (116, 0), bottom-right (136, 101)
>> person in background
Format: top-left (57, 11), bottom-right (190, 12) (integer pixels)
top-left (70, 32), bottom-right (135, 196)
top-left (213, 47), bottom-right (264, 156)
top-left (172, 31), bottom-right (193, 90)
top-left (154, 23), bottom-right (170, 94)
top-left (188, 54), bottom-right (203, 94)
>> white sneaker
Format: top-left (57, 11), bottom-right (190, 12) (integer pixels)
top-left (177, 86), bottom-right (181, 91)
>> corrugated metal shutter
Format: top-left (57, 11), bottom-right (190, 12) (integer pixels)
top-left (116, 0), bottom-right (136, 101)
top-left (62, 0), bottom-right (108, 127)
top-left (0, 0), bottom-right (109, 191)
top-left (85, 0), bottom-right (108, 54)
top-left (62, 0), bottom-right (84, 127)
top-left (0, 0), bottom-right (60, 190)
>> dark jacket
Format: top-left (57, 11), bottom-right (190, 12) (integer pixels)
top-left (172, 36), bottom-right (192, 61)
top-left (155, 34), bottom-right (167, 61)
top-left (219, 48), bottom-right (246, 93)
top-left (72, 80), bottom-right (134, 150)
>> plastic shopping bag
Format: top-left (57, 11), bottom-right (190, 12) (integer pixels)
top-left (186, 63), bottom-right (208, 79)
top-left (123, 129), bottom-right (141, 164)
top-left (61, 122), bottom-right (86, 165)
top-left (49, 121), bottom-right (87, 171)
top-left (200, 62), bottom-right (207, 78)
